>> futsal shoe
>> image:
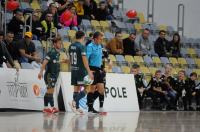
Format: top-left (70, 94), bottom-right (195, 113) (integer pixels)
top-left (52, 107), bottom-right (59, 113)
top-left (43, 108), bottom-right (52, 113)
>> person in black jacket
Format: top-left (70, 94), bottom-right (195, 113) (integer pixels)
top-left (147, 70), bottom-right (169, 110)
top-left (123, 33), bottom-right (136, 56)
top-left (154, 30), bottom-right (170, 57)
top-left (169, 33), bottom-right (181, 57)
top-left (0, 31), bottom-right (15, 68)
top-left (95, 1), bottom-right (109, 21)
top-left (174, 70), bottom-right (188, 110)
top-left (83, 0), bottom-right (97, 20)
top-left (184, 72), bottom-right (197, 111)
top-left (7, 9), bottom-right (24, 40)
top-left (131, 64), bottom-right (147, 109)
top-left (27, 12), bottom-right (44, 40)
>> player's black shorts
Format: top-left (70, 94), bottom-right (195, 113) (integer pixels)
top-left (71, 70), bottom-right (86, 86)
top-left (90, 66), bottom-right (105, 85)
top-left (44, 72), bottom-right (58, 88)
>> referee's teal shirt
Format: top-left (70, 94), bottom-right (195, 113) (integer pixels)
top-left (86, 42), bottom-right (103, 68)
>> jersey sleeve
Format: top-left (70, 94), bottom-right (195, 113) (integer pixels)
top-left (86, 45), bottom-right (92, 59)
top-left (81, 45), bottom-right (86, 56)
top-left (45, 51), bottom-right (52, 61)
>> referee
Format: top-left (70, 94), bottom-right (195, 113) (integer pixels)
top-left (86, 31), bottom-right (105, 113)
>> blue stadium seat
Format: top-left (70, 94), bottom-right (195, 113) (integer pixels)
top-left (112, 66), bottom-right (122, 73)
top-left (186, 58), bottom-right (197, 68)
top-left (160, 57), bottom-right (170, 65)
top-left (143, 56), bottom-right (154, 67)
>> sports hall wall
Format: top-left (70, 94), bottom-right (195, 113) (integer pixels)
top-left (125, 0), bottom-right (200, 38)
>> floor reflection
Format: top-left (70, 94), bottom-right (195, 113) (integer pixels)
top-left (0, 111), bottom-right (200, 132)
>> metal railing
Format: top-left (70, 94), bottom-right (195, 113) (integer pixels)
top-left (147, 0), bottom-right (154, 23)
top-left (177, 4), bottom-right (185, 37)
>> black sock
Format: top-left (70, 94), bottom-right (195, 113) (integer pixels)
top-left (99, 94), bottom-right (104, 108)
top-left (44, 93), bottom-right (54, 107)
top-left (87, 92), bottom-right (94, 111)
top-left (93, 91), bottom-right (100, 100)
top-left (44, 94), bottom-right (49, 107)
top-left (73, 92), bottom-right (79, 101)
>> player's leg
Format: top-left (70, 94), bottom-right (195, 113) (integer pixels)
top-left (43, 73), bottom-right (52, 113)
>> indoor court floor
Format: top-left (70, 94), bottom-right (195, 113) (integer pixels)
top-left (0, 111), bottom-right (200, 132)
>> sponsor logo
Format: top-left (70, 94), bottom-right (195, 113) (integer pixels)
top-left (32, 84), bottom-right (46, 97)
top-left (105, 87), bottom-right (127, 98)
top-left (6, 72), bottom-right (29, 98)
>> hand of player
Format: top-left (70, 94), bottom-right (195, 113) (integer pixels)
top-left (163, 91), bottom-right (167, 95)
top-left (88, 71), bottom-right (94, 81)
top-left (38, 72), bottom-right (43, 80)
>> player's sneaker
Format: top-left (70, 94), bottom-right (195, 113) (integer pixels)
top-left (51, 107), bottom-right (59, 113)
top-left (43, 108), bottom-right (52, 113)
top-left (76, 108), bottom-right (84, 115)
top-left (68, 101), bottom-right (77, 113)
top-left (88, 108), bottom-right (99, 114)
top-left (99, 107), bottom-right (107, 115)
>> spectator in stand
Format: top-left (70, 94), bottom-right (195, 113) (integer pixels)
top-left (195, 78), bottom-right (200, 111)
top-left (106, 31), bottom-right (123, 55)
top-left (173, 70), bottom-right (188, 110)
top-left (184, 72), bottom-right (197, 111)
top-left (57, 0), bottom-right (70, 15)
top-left (27, 12), bottom-right (44, 40)
top-left (95, 1), bottom-right (112, 21)
top-left (154, 30), bottom-right (170, 57)
top-left (106, 0), bottom-right (114, 19)
top-left (17, 32), bottom-right (41, 65)
top-left (169, 33), bottom-right (181, 57)
top-left (131, 64), bottom-right (147, 109)
top-left (60, 5), bottom-right (78, 31)
top-left (135, 28), bottom-right (154, 56)
top-left (73, 0), bottom-right (84, 25)
top-left (83, 0), bottom-right (97, 20)
top-left (41, 13), bottom-right (55, 39)
top-left (147, 70), bottom-right (170, 110)
top-left (40, 3), bottom-right (60, 29)
top-left (123, 32), bottom-right (136, 56)
top-left (0, 31), bottom-right (17, 69)
top-left (4, 31), bottom-right (20, 67)
top-left (8, 9), bottom-right (24, 40)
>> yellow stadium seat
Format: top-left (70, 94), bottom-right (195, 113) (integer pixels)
top-left (100, 21), bottom-right (110, 31)
top-left (60, 52), bottom-right (69, 72)
top-left (137, 12), bottom-right (146, 24)
top-left (187, 48), bottom-right (197, 58)
top-left (125, 55), bottom-right (135, 65)
top-left (63, 41), bottom-right (71, 51)
top-left (134, 56), bottom-right (144, 65)
top-left (91, 20), bottom-right (101, 31)
top-left (109, 54), bottom-right (116, 63)
top-left (122, 33), bottom-right (129, 39)
top-left (134, 23), bottom-right (143, 33)
top-left (152, 57), bottom-right (162, 67)
top-left (169, 57), bottom-right (178, 67)
top-left (158, 24), bottom-right (167, 31)
top-left (177, 58), bottom-right (187, 68)
top-left (31, 0), bottom-right (41, 10)
top-left (148, 67), bottom-right (158, 76)
top-left (140, 66), bottom-right (151, 76)
top-left (121, 66), bottom-right (131, 74)
top-left (67, 30), bottom-right (76, 42)
top-left (195, 58), bottom-right (200, 68)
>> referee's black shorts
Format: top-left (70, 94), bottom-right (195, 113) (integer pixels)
top-left (90, 66), bottom-right (106, 85)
